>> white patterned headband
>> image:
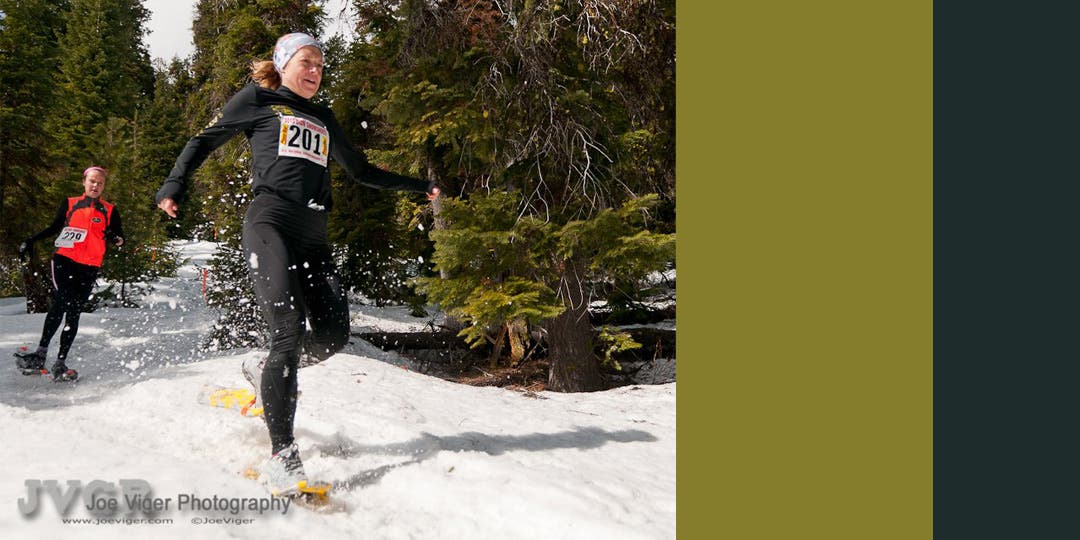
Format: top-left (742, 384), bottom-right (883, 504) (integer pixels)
top-left (273, 33), bottom-right (324, 73)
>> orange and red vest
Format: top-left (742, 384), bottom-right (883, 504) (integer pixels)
top-left (55, 196), bottom-right (114, 268)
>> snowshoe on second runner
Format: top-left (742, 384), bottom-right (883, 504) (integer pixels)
top-left (51, 363), bottom-right (78, 383)
top-left (14, 348), bottom-right (47, 375)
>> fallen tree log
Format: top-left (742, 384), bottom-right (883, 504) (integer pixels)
top-left (352, 327), bottom-right (675, 359)
top-left (352, 330), bottom-right (464, 350)
top-left (589, 306), bottom-right (676, 326)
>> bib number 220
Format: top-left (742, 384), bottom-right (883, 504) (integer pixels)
top-left (55, 227), bottom-right (87, 248)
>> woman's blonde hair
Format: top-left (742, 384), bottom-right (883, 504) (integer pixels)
top-left (251, 60), bottom-right (280, 90)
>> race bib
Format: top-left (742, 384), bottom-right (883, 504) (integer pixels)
top-left (278, 116), bottom-right (329, 166)
top-left (55, 227), bottom-right (87, 248)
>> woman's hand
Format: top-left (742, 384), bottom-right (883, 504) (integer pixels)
top-left (427, 185), bottom-right (441, 201)
top-left (158, 197), bottom-right (179, 218)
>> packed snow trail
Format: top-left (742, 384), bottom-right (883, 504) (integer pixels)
top-left (0, 241), bottom-right (675, 539)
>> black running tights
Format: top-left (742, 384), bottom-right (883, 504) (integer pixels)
top-left (243, 220), bottom-right (350, 454)
top-left (40, 254), bottom-right (98, 364)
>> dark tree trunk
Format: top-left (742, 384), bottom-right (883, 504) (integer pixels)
top-left (545, 262), bottom-right (604, 392)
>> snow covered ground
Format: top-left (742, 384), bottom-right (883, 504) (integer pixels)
top-left (0, 241), bottom-right (675, 539)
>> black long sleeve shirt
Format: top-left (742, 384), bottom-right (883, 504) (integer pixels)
top-left (155, 84), bottom-right (432, 211)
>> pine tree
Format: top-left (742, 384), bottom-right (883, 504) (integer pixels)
top-left (349, 0), bottom-right (675, 210)
top-left (324, 34), bottom-right (435, 306)
top-left (35, 0), bottom-right (183, 307)
top-left (348, 0), bottom-right (677, 391)
top-left (87, 114), bottom-right (182, 306)
top-left (0, 0), bottom-right (69, 308)
top-left (46, 0), bottom-right (154, 175)
top-left (415, 192), bottom-right (675, 388)
top-left (145, 58), bottom-right (204, 240)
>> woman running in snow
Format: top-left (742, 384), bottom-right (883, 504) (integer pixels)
top-left (155, 32), bottom-right (439, 495)
top-left (16, 166), bottom-right (125, 382)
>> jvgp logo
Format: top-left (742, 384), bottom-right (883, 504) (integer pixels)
top-left (18, 479), bottom-right (154, 518)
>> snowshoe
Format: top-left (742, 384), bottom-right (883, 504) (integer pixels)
top-left (290, 479), bottom-right (337, 512)
top-left (14, 347), bottom-right (46, 375)
top-left (51, 364), bottom-right (78, 383)
top-left (243, 453), bottom-right (337, 511)
top-left (199, 385), bottom-right (263, 417)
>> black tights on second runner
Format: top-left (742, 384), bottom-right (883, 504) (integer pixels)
top-left (40, 254), bottom-right (98, 364)
top-left (243, 203), bottom-right (350, 454)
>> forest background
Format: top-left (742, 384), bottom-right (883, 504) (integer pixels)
top-left (0, 0), bottom-right (675, 392)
